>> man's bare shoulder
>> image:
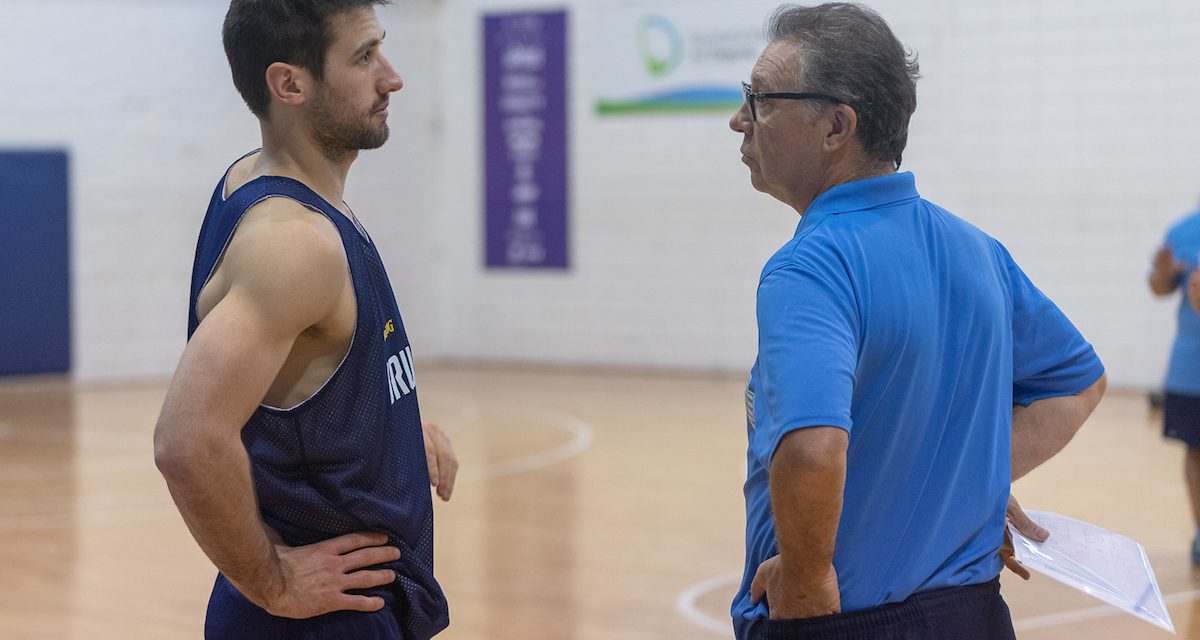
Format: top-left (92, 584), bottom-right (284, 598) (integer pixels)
top-left (214, 197), bottom-right (349, 328)
top-left (228, 196), bottom-right (345, 271)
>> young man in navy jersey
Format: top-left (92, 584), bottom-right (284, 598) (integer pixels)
top-left (153, 2), bottom-right (456, 638)
top-left (729, 4), bottom-right (1106, 639)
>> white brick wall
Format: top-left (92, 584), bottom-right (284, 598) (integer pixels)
top-left (0, 0), bottom-right (442, 381)
top-left (1, 0), bottom-right (1196, 388)
top-left (433, 0), bottom-right (1200, 387)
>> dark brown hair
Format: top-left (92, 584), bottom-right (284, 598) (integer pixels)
top-left (223, 0), bottom-right (391, 118)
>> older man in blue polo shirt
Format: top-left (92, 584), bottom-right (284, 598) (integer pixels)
top-left (728, 4), bottom-right (1106, 639)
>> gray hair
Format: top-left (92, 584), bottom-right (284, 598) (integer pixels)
top-left (767, 3), bottom-right (920, 168)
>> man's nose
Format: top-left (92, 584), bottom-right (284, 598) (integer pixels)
top-left (730, 101), bottom-right (751, 133)
top-left (379, 55), bottom-right (404, 93)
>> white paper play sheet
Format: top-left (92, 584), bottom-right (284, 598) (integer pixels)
top-left (1008, 510), bottom-right (1175, 634)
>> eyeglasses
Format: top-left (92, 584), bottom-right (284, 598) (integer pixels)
top-left (741, 81), bottom-right (844, 122)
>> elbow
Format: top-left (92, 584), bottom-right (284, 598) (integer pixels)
top-left (154, 420), bottom-right (238, 485)
top-left (1062, 374), bottom-right (1107, 442)
top-left (153, 433), bottom-right (184, 481)
top-left (153, 421), bottom-right (198, 483)
top-left (1082, 374), bottom-right (1107, 412)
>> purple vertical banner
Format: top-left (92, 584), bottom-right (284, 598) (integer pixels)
top-left (484, 10), bottom-right (569, 269)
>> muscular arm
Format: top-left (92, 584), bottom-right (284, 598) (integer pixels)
top-left (752, 426), bottom-right (848, 618)
top-left (154, 291), bottom-right (300, 601)
top-left (1011, 374), bottom-right (1107, 481)
top-left (153, 201), bottom-right (355, 610)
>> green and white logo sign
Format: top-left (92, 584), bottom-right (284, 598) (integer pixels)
top-left (594, 0), bottom-right (773, 116)
top-left (637, 15), bottom-right (683, 77)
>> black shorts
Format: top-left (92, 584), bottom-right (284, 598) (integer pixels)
top-left (204, 573), bottom-right (406, 640)
top-left (756, 578), bottom-right (1015, 640)
top-left (1164, 392), bottom-right (1200, 449)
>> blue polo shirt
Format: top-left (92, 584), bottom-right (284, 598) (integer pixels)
top-left (1163, 211), bottom-right (1200, 395)
top-left (732, 172), bottom-right (1104, 639)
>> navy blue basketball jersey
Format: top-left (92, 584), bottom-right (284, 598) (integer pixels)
top-left (188, 152), bottom-right (448, 639)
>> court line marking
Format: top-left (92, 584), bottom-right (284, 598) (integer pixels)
top-left (0, 501), bottom-right (178, 532)
top-left (676, 570), bottom-right (741, 637)
top-left (1013, 587), bottom-right (1200, 631)
top-left (676, 571), bottom-right (1200, 635)
top-left (420, 392), bottom-right (480, 436)
top-left (456, 407), bottom-right (594, 483)
top-left (0, 396), bottom-right (481, 451)
top-left (0, 424), bottom-right (148, 450)
top-left (0, 403), bottom-right (591, 528)
top-left (0, 394), bottom-right (480, 470)
top-left (0, 457), bottom-right (150, 483)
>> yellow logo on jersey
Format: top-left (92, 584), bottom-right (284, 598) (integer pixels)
top-left (383, 319), bottom-right (395, 340)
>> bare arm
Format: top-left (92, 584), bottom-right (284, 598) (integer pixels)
top-left (1002, 375), bottom-right (1105, 578)
top-left (1150, 246), bottom-right (1184, 296)
top-left (154, 290), bottom-right (299, 602)
top-left (1011, 374), bottom-right (1107, 481)
top-left (154, 201), bottom-right (396, 617)
top-left (750, 426), bottom-right (848, 619)
top-left (1189, 271), bottom-right (1200, 314)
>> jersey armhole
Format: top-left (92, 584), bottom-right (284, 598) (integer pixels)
top-left (197, 194), bottom-right (360, 414)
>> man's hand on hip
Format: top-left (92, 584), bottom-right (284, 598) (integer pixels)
top-left (750, 554), bottom-right (840, 620)
top-left (237, 531), bottom-right (401, 619)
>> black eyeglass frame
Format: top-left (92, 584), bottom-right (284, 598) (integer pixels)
top-left (741, 81), bottom-right (844, 121)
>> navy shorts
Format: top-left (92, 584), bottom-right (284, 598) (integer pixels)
top-left (754, 578), bottom-right (1015, 640)
top-left (204, 573), bottom-right (406, 640)
top-left (1165, 392), bottom-right (1200, 449)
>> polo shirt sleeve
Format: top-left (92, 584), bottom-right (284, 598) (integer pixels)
top-left (750, 256), bottom-right (858, 466)
top-left (1002, 244), bottom-right (1105, 406)
top-left (1166, 223), bottom-right (1183, 252)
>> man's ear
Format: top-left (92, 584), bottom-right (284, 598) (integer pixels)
top-left (264, 62), bottom-right (312, 110)
top-left (822, 104), bottom-right (859, 152)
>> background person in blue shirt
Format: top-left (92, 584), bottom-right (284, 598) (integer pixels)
top-left (728, 4), bottom-right (1107, 639)
top-left (1150, 209), bottom-right (1200, 564)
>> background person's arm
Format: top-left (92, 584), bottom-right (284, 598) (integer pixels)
top-left (1189, 270), bottom-right (1200, 313)
top-left (1150, 245), bottom-right (1185, 296)
top-left (153, 202), bottom-right (397, 618)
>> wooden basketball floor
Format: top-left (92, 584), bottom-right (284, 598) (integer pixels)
top-left (0, 363), bottom-right (1196, 639)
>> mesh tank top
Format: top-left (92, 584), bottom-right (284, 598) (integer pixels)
top-left (188, 153), bottom-right (448, 639)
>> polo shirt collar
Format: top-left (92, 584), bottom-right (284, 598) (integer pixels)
top-left (797, 171), bottom-right (919, 233)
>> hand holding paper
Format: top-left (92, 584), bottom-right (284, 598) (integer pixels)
top-left (1007, 510), bottom-right (1175, 634)
top-left (1003, 495), bottom-right (1049, 580)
